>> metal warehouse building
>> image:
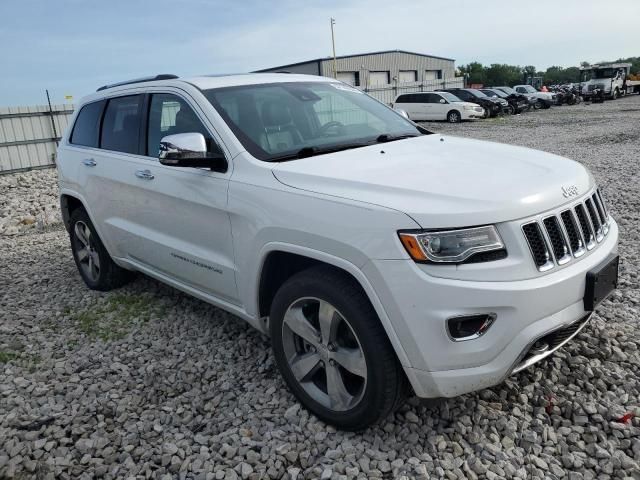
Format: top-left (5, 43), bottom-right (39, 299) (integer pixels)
top-left (255, 50), bottom-right (463, 104)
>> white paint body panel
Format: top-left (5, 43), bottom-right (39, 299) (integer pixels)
top-left (56, 73), bottom-right (618, 399)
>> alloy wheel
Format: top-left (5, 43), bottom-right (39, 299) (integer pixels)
top-left (281, 297), bottom-right (367, 412)
top-left (73, 221), bottom-right (101, 282)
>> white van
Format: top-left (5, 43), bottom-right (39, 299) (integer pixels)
top-left (393, 91), bottom-right (485, 122)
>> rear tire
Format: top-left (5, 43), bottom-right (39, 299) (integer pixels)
top-left (270, 266), bottom-right (407, 430)
top-left (447, 110), bottom-right (461, 123)
top-left (69, 208), bottom-right (133, 291)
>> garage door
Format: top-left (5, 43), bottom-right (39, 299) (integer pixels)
top-left (424, 70), bottom-right (440, 80)
top-left (337, 72), bottom-right (357, 86)
top-left (368, 71), bottom-right (390, 86)
top-left (398, 70), bottom-right (417, 83)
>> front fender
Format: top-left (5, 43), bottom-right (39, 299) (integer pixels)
top-left (252, 242), bottom-right (412, 368)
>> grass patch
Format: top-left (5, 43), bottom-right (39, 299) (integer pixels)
top-left (0, 350), bottom-right (41, 371)
top-left (72, 293), bottom-right (162, 341)
top-left (0, 351), bottom-right (19, 363)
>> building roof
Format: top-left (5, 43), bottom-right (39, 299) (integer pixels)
top-left (254, 49), bottom-right (455, 72)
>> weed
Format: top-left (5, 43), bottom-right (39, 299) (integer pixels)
top-left (72, 293), bottom-right (161, 341)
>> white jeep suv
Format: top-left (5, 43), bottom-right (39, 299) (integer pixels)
top-left (57, 73), bottom-right (619, 430)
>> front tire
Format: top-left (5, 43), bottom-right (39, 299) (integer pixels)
top-left (612, 88), bottom-right (619, 100)
top-left (447, 110), bottom-right (461, 123)
top-left (270, 266), bottom-right (406, 430)
top-left (69, 208), bottom-right (132, 291)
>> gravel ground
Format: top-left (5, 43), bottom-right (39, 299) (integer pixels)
top-left (1, 96), bottom-right (639, 479)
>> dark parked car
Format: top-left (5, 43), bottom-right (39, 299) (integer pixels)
top-left (437, 88), bottom-right (504, 117)
top-left (480, 88), bottom-right (529, 114)
top-left (491, 86), bottom-right (537, 109)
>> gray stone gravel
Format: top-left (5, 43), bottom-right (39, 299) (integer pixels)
top-left (1, 96), bottom-right (640, 479)
top-left (0, 168), bottom-right (60, 236)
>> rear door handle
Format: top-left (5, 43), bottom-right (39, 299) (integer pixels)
top-left (82, 158), bottom-right (96, 167)
top-left (135, 169), bottom-right (155, 180)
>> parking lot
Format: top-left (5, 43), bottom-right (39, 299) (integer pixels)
top-left (1, 95), bottom-right (639, 479)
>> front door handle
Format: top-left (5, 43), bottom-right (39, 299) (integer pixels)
top-left (82, 158), bottom-right (97, 167)
top-left (135, 169), bottom-right (155, 180)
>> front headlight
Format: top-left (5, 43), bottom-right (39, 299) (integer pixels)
top-left (463, 105), bottom-right (475, 111)
top-left (398, 226), bottom-right (505, 263)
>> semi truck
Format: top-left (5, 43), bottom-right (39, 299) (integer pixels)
top-left (580, 63), bottom-right (640, 100)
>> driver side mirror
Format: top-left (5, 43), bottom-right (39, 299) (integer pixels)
top-left (159, 133), bottom-right (227, 172)
top-left (439, 98), bottom-right (446, 104)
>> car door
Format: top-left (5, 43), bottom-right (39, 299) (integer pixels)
top-left (413, 94), bottom-right (433, 120)
top-left (393, 94), bottom-right (416, 119)
top-left (89, 90), bottom-right (239, 304)
top-left (428, 93), bottom-right (448, 120)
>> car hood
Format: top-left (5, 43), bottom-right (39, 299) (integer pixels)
top-left (456, 102), bottom-right (483, 109)
top-left (271, 134), bottom-right (593, 228)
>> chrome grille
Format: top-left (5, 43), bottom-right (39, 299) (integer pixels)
top-left (522, 189), bottom-right (610, 272)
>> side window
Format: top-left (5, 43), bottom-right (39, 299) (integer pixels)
top-left (70, 101), bottom-right (104, 147)
top-left (396, 94), bottom-right (410, 103)
top-left (101, 95), bottom-right (142, 154)
top-left (424, 94), bottom-right (439, 103)
top-left (147, 93), bottom-right (221, 157)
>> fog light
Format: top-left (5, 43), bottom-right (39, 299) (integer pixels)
top-left (447, 313), bottom-right (496, 342)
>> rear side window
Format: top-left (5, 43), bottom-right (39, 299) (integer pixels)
top-left (101, 95), bottom-right (142, 154)
top-left (70, 101), bottom-right (104, 147)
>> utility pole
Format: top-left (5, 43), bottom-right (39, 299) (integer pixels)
top-left (330, 18), bottom-right (337, 78)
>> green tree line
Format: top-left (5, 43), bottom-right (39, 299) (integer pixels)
top-left (458, 57), bottom-right (640, 86)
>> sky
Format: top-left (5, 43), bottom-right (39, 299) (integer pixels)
top-left (1, 0), bottom-right (638, 107)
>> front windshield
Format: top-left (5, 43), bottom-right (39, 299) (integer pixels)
top-left (593, 69), bottom-right (615, 79)
top-left (439, 92), bottom-right (463, 103)
top-left (488, 89), bottom-right (507, 98)
top-left (203, 82), bottom-right (423, 161)
top-left (466, 89), bottom-right (487, 98)
top-left (498, 87), bottom-right (516, 94)
top-left (522, 85), bottom-right (537, 93)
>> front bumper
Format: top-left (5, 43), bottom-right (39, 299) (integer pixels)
top-left (461, 108), bottom-right (485, 120)
top-left (364, 219), bottom-right (618, 398)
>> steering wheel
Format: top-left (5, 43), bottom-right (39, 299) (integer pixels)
top-left (319, 121), bottom-right (345, 137)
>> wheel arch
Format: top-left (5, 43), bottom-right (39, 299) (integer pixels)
top-left (255, 243), bottom-right (412, 368)
top-left (59, 189), bottom-right (121, 262)
top-left (447, 109), bottom-right (461, 122)
top-left (60, 193), bottom-right (88, 233)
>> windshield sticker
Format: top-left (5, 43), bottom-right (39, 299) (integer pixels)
top-left (331, 84), bottom-right (364, 94)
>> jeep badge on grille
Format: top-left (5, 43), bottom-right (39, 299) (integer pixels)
top-left (562, 185), bottom-right (579, 198)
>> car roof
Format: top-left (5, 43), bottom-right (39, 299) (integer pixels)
top-left (82, 73), bottom-right (340, 105)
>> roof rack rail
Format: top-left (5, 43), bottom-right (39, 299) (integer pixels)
top-left (96, 74), bottom-right (179, 92)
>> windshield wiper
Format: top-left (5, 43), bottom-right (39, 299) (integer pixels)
top-left (270, 142), bottom-right (374, 162)
top-left (270, 134), bottom-right (422, 162)
top-left (375, 133), bottom-right (420, 143)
